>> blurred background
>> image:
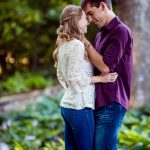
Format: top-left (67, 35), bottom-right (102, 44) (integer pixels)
top-left (0, 0), bottom-right (150, 150)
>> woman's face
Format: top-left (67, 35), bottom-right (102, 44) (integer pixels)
top-left (78, 11), bottom-right (89, 34)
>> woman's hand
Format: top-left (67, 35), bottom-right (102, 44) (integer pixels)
top-left (91, 73), bottom-right (118, 84)
top-left (99, 72), bottom-right (118, 83)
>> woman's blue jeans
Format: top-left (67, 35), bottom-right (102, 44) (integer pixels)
top-left (94, 102), bottom-right (126, 150)
top-left (61, 107), bottom-right (94, 150)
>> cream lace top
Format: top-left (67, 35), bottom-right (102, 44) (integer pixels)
top-left (57, 39), bottom-right (95, 110)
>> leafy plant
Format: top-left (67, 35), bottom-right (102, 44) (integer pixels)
top-left (43, 138), bottom-right (65, 150)
top-left (118, 108), bottom-right (150, 150)
top-left (0, 71), bottom-right (53, 95)
top-left (14, 141), bottom-right (26, 150)
top-left (0, 95), bottom-right (150, 150)
top-left (0, 95), bottom-right (64, 150)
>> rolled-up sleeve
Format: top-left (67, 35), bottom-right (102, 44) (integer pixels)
top-left (67, 42), bottom-right (91, 93)
top-left (103, 27), bottom-right (128, 72)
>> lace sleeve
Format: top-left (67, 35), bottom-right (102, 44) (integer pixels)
top-left (67, 41), bottom-right (91, 93)
top-left (57, 63), bottom-right (68, 89)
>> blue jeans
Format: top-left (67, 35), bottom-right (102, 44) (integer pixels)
top-left (61, 107), bottom-right (94, 150)
top-left (94, 102), bottom-right (126, 150)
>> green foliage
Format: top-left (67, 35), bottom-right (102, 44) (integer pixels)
top-left (118, 108), bottom-right (150, 150)
top-left (0, 94), bottom-right (150, 150)
top-left (14, 141), bottom-right (26, 150)
top-left (0, 0), bottom-right (81, 77)
top-left (0, 71), bottom-right (53, 96)
top-left (43, 138), bottom-right (65, 150)
top-left (13, 138), bottom-right (65, 150)
top-left (2, 72), bottom-right (29, 94)
top-left (0, 95), bottom-right (64, 150)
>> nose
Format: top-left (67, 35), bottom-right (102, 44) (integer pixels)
top-left (87, 16), bottom-right (93, 23)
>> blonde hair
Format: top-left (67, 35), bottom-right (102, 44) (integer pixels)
top-left (53, 5), bottom-right (84, 67)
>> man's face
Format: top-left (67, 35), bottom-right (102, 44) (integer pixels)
top-left (84, 2), bottom-right (107, 28)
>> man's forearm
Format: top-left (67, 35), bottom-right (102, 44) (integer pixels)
top-left (87, 44), bottom-right (110, 73)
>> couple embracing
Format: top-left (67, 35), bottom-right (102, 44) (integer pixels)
top-left (53, 0), bottom-right (133, 150)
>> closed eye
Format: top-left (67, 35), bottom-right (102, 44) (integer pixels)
top-left (87, 12), bottom-right (93, 17)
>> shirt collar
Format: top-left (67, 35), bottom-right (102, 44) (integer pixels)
top-left (101, 16), bottom-right (120, 32)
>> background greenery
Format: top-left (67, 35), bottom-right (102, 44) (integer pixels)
top-left (0, 0), bottom-right (81, 79)
top-left (0, 95), bottom-right (150, 150)
top-left (0, 0), bottom-right (150, 150)
top-left (0, 0), bottom-right (98, 96)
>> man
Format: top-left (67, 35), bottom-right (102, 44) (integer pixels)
top-left (81, 0), bottom-right (133, 150)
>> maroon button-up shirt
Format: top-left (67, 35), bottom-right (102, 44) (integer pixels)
top-left (94, 16), bottom-right (133, 110)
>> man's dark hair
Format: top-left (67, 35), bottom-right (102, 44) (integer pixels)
top-left (81, 0), bottom-right (112, 10)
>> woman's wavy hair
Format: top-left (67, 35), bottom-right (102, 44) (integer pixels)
top-left (53, 5), bottom-right (83, 67)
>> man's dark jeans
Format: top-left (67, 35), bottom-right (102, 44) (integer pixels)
top-left (94, 102), bottom-right (126, 150)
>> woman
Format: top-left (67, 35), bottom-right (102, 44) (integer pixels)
top-left (53, 5), bottom-right (118, 150)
